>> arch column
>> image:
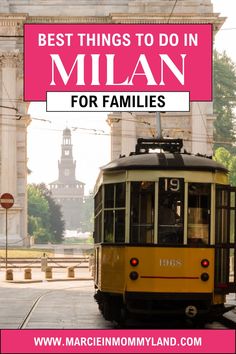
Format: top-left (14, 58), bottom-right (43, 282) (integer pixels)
top-left (0, 13), bottom-right (30, 246)
top-left (0, 52), bottom-right (18, 195)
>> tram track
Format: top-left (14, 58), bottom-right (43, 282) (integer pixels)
top-left (18, 283), bottom-right (96, 329)
top-left (19, 291), bottom-right (52, 329)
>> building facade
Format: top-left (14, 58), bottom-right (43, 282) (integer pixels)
top-left (49, 128), bottom-right (85, 230)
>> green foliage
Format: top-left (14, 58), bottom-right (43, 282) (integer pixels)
top-left (28, 184), bottom-right (65, 244)
top-left (214, 147), bottom-right (231, 169)
top-left (27, 185), bottom-right (50, 243)
top-left (37, 183), bottom-right (65, 243)
top-left (80, 194), bottom-right (94, 232)
top-left (213, 51), bottom-right (236, 152)
top-left (86, 234), bottom-right (94, 244)
top-left (28, 185), bottom-right (49, 220)
top-left (214, 147), bottom-right (236, 186)
top-left (63, 235), bottom-right (93, 244)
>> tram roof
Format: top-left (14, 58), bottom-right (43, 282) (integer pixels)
top-left (101, 153), bottom-right (228, 173)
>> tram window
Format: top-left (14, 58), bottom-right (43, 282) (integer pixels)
top-left (187, 183), bottom-right (211, 245)
top-left (130, 182), bottom-right (154, 244)
top-left (115, 210), bottom-right (125, 242)
top-left (94, 187), bottom-right (103, 243)
top-left (230, 191), bottom-right (236, 242)
top-left (215, 187), bottom-right (235, 244)
top-left (94, 212), bottom-right (102, 243)
top-left (230, 210), bottom-right (235, 243)
top-left (104, 183), bottom-right (126, 208)
top-left (229, 248), bottom-right (235, 283)
top-left (104, 184), bottom-right (114, 208)
top-left (158, 178), bottom-right (184, 245)
top-left (116, 183), bottom-right (126, 207)
top-left (104, 210), bottom-right (114, 242)
top-left (95, 187), bottom-right (102, 215)
top-left (104, 183), bottom-right (126, 243)
top-left (215, 188), bottom-right (228, 244)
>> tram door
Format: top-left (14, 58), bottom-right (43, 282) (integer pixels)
top-left (215, 186), bottom-right (236, 293)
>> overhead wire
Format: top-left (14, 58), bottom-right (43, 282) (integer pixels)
top-left (0, 119), bottom-right (226, 141)
top-left (167, 0), bottom-right (178, 23)
top-left (25, 126), bottom-right (231, 147)
top-left (2, 81), bottom-right (18, 112)
top-left (196, 102), bottom-right (214, 150)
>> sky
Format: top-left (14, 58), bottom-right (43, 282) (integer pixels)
top-left (27, 0), bottom-right (236, 194)
top-left (212, 0), bottom-right (236, 61)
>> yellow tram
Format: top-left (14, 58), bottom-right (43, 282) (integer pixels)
top-left (93, 138), bottom-right (236, 323)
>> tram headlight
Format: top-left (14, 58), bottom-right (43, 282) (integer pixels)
top-left (201, 272), bottom-right (209, 281)
top-left (130, 258), bottom-right (139, 267)
top-left (129, 271), bottom-right (139, 280)
top-left (201, 259), bottom-right (209, 268)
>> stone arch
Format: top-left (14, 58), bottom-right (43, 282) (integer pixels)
top-left (0, 1), bottom-right (224, 245)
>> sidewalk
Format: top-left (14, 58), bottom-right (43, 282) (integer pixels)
top-left (0, 267), bottom-right (92, 283)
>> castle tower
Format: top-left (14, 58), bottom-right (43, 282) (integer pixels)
top-left (49, 128), bottom-right (85, 230)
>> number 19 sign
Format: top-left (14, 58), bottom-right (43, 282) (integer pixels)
top-left (24, 24), bottom-right (212, 112)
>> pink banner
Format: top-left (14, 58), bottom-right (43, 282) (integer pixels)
top-left (24, 24), bottom-right (212, 102)
top-left (1, 329), bottom-right (235, 353)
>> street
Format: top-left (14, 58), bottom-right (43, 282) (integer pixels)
top-left (0, 268), bottom-right (235, 329)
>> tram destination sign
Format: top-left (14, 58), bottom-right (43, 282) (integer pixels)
top-left (24, 24), bottom-right (212, 112)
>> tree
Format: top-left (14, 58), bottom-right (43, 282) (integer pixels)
top-left (214, 146), bottom-right (231, 169)
top-left (214, 147), bottom-right (236, 186)
top-left (37, 183), bottom-right (65, 243)
top-left (27, 184), bottom-right (51, 243)
top-left (28, 184), bottom-right (65, 244)
top-left (213, 51), bottom-right (236, 152)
